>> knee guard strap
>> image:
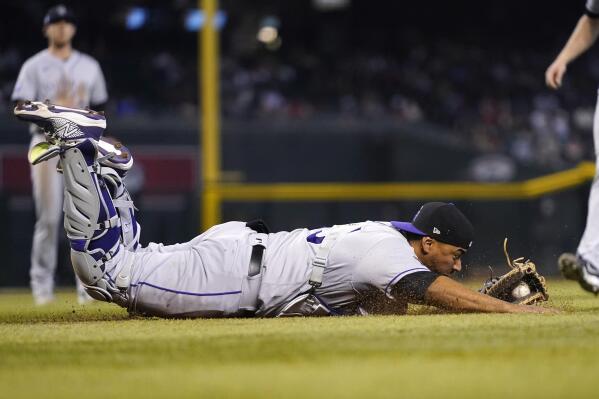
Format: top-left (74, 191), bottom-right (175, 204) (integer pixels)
top-left (100, 166), bottom-right (141, 251)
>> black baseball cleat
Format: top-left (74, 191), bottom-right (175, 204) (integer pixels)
top-left (558, 253), bottom-right (580, 280)
top-left (14, 100), bottom-right (106, 142)
top-left (558, 252), bottom-right (599, 295)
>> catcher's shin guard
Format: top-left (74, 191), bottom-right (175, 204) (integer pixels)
top-left (100, 166), bottom-right (141, 251)
top-left (60, 139), bottom-right (127, 304)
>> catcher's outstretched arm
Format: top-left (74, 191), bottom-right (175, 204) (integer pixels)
top-left (424, 276), bottom-right (556, 314)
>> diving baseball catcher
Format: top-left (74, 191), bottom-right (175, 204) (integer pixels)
top-left (14, 101), bottom-right (554, 317)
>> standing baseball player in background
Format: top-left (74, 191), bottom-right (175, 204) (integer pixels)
top-left (546, 0), bottom-right (599, 294)
top-left (11, 5), bottom-right (108, 305)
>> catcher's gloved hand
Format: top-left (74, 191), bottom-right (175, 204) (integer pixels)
top-left (479, 239), bottom-right (548, 305)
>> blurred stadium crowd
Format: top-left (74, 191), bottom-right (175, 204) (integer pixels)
top-left (0, 0), bottom-right (596, 177)
top-left (221, 42), bottom-right (596, 175)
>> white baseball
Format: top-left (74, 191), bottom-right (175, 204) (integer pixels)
top-left (511, 282), bottom-right (531, 299)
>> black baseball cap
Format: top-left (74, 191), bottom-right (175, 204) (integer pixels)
top-left (391, 202), bottom-right (475, 249)
top-left (43, 4), bottom-right (77, 27)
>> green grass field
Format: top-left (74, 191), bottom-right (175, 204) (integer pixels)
top-left (1, 280), bottom-right (599, 399)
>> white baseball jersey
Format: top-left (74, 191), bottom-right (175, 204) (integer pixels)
top-left (258, 221), bottom-right (430, 316)
top-left (12, 49), bottom-right (107, 110)
top-left (111, 221), bottom-right (430, 317)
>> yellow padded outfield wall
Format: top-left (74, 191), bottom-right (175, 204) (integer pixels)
top-left (202, 161), bottom-right (595, 229)
top-left (214, 162), bottom-right (596, 202)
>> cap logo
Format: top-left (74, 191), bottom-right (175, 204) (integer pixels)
top-left (433, 227), bottom-right (441, 234)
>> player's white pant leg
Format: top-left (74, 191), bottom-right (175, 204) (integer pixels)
top-left (126, 222), bottom-right (261, 317)
top-left (140, 233), bottom-right (212, 253)
top-left (29, 134), bottom-right (62, 303)
top-left (577, 90), bottom-right (599, 271)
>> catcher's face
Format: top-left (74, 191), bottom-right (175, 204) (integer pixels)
top-left (418, 238), bottom-right (465, 276)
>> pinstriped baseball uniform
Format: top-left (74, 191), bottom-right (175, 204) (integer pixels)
top-left (111, 220), bottom-right (429, 317)
top-left (11, 49), bottom-right (107, 303)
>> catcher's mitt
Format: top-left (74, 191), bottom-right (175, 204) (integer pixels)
top-left (479, 238), bottom-right (548, 305)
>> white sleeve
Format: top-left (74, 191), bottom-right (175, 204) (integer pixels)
top-left (587, 0), bottom-right (599, 16)
top-left (90, 61), bottom-right (108, 105)
top-left (352, 237), bottom-right (430, 298)
top-left (11, 60), bottom-right (37, 101)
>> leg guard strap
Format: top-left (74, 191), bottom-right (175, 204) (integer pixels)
top-left (100, 166), bottom-right (141, 251)
top-left (93, 215), bottom-right (121, 230)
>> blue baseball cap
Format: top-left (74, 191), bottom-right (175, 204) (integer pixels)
top-left (391, 202), bottom-right (474, 249)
